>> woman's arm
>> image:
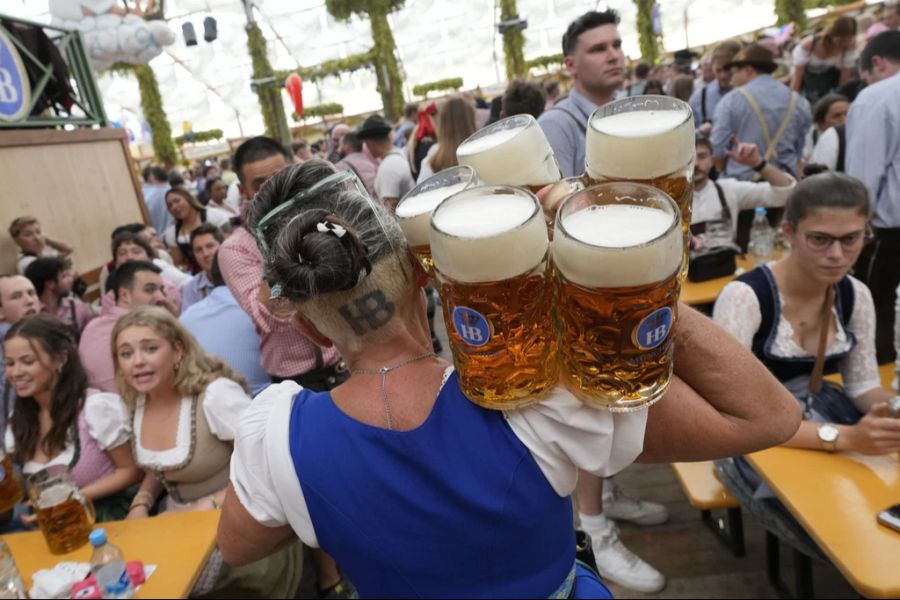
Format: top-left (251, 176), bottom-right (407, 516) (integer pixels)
top-left (80, 443), bottom-right (144, 502)
top-left (218, 484), bottom-right (296, 567)
top-left (790, 65), bottom-right (806, 92)
top-left (45, 237), bottom-right (73, 258)
top-left (126, 472), bottom-right (165, 519)
top-left (638, 304), bottom-right (802, 462)
top-left (783, 403), bottom-right (900, 454)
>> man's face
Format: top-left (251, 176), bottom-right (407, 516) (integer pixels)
top-left (822, 100), bottom-right (850, 130)
top-left (713, 58), bottom-right (734, 90)
top-left (868, 55), bottom-right (900, 83)
top-left (56, 267), bottom-right (75, 297)
top-left (729, 65), bottom-right (753, 88)
top-left (884, 6), bottom-right (899, 29)
top-left (191, 233), bottom-right (220, 274)
top-left (119, 271), bottom-right (166, 309)
top-left (13, 223), bottom-right (45, 254)
top-left (0, 276), bottom-right (40, 323)
top-left (694, 143), bottom-right (714, 188)
top-left (115, 241), bottom-right (151, 267)
top-left (238, 153), bottom-right (291, 202)
top-left (566, 24), bottom-right (626, 96)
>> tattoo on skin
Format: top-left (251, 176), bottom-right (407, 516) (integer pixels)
top-left (338, 290), bottom-right (396, 334)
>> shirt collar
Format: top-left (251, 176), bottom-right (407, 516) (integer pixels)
top-left (568, 87), bottom-right (599, 119)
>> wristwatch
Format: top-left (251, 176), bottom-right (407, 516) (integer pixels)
top-left (817, 423), bottom-right (839, 452)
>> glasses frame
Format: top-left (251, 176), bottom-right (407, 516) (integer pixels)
top-left (803, 227), bottom-right (873, 252)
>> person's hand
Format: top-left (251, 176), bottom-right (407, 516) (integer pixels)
top-left (126, 505), bottom-right (150, 520)
top-left (724, 135), bottom-right (764, 168)
top-left (690, 234), bottom-right (704, 251)
top-left (20, 511), bottom-right (38, 528)
top-left (842, 403), bottom-right (900, 454)
top-left (698, 122), bottom-right (713, 136)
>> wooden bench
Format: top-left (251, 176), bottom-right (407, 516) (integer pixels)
top-left (671, 461), bottom-right (745, 557)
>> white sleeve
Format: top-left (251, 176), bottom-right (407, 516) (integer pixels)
top-left (809, 127), bottom-right (840, 171)
top-left (84, 392), bottom-right (131, 450)
top-left (712, 281), bottom-right (762, 349)
top-left (163, 225), bottom-right (176, 248)
top-left (5, 426), bottom-right (14, 455)
top-left (840, 278), bottom-right (883, 400)
top-left (504, 385), bottom-right (647, 496)
top-left (206, 208), bottom-right (232, 227)
top-left (225, 182), bottom-right (242, 213)
top-left (720, 176), bottom-right (795, 215)
top-left (840, 50), bottom-right (859, 69)
top-left (202, 378), bottom-right (253, 442)
top-left (792, 39), bottom-right (812, 67)
top-left (230, 381), bottom-right (319, 545)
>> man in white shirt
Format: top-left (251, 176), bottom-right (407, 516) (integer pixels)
top-left (692, 135), bottom-right (795, 245)
top-left (357, 114), bottom-right (414, 211)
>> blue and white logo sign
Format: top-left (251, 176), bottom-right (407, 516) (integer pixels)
top-left (632, 306), bottom-right (673, 350)
top-left (0, 30), bottom-right (31, 122)
top-left (452, 306), bottom-right (491, 347)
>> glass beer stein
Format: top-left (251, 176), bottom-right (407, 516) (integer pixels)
top-left (27, 466), bottom-right (96, 554)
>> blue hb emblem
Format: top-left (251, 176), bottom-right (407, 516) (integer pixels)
top-left (0, 30), bottom-right (31, 122)
top-left (452, 306), bottom-right (491, 347)
top-left (633, 306), bottom-right (673, 350)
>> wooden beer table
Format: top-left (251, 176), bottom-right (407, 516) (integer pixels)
top-left (680, 254), bottom-right (756, 307)
top-left (1, 509), bottom-right (220, 599)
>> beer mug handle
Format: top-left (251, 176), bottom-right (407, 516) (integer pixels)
top-left (81, 494), bottom-right (96, 526)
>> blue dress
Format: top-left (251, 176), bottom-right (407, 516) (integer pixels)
top-left (288, 370), bottom-right (612, 598)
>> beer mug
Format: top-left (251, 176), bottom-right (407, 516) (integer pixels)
top-left (396, 165), bottom-right (480, 277)
top-left (456, 114), bottom-right (561, 191)
top-left (552, 182), bottom-right (683, 411)
top-left (0, 451), bottom-right (23, 515)
top-left (430, 185), bottom-right (557, 409)
top-left (584, 96), bottom-right (694, 269)
top-left (27, 466), bottom-right (95, 554)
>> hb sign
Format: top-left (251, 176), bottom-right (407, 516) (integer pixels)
top-left (0, 29), bottom-right (31, 122)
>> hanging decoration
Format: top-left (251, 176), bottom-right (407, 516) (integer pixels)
top-left (285, 73), bottom-right (304, 117)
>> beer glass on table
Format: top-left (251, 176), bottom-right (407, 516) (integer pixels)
top-left (584, 96), bottom-right (694, 270)
top-left (552, 182), bottom-right (683, 411)
top-left (430, 185), bottom-right (557, 409)
top-left (396, 165), bottom-right (479, 277)
top-left (27, 466), bottom-right (95, 554)
top-left (0, 451), bottom-right (23, 514)
top-left (456, 114), bottom-right (561, 192)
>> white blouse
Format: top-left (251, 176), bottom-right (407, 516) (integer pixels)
top-left (229, 369), bottom-right (647, 547)
top-left (4, 392), bottom-right (131, 475)
top-left (162, 207), bottom-right (232, 248)
top-left (792, 36), bottom-right (858, 71)
top-left (713, 273), bottom-right (882, 399)
top-left (134, 377), bottom-right (251, 469)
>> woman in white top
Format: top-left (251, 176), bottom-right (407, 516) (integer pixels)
top-left (112, 306), bottom-right (300, 597)
top-left (162, 188), bottom-right (231, 273)
top-left (714, 172), bottom-right (899, 454)
top-left (791, 16), bottom-right (858, 104)
top-left (3, 315), bottom-right (141, 523)
top-left (416, 96), bottom-right (477, 183)
top-left (215, 161), bottom-right (800, 597)
top-left (804, 93), bottom-right (849, 165)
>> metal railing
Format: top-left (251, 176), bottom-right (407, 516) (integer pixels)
top-left (0, 15), bottom-right (107, 128)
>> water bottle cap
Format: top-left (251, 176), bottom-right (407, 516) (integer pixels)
top-left (89, 529), bottom-right (107, 547)
top-left (755, 206), bottom-right (767, 215)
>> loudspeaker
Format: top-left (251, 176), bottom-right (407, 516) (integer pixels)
top-left (182, 22), bottom-right (197, 46)
top-left (203, 17), bottom-right (217, 42)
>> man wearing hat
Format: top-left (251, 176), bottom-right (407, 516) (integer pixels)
top-left (690, 40), bottom-right (741, 132)
top-left (711, 43), bottom-right (811, 181)
top-left (357, 114), bottom-right (414, 211)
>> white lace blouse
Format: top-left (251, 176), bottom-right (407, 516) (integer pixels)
top-left (229, 368), bottom-right (648, 547)
top-left (713, 272), bottom-right (882, 399)
top-left (134, 377), bottom-right (251, 469)
top-left (4, 392), bottom-right (131, 475)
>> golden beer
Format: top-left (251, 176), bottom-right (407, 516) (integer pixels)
top-left (584, 97), bottom-right (695, 274)
top-left (430, 186), bottom-right (557, 409)
top-left (456, 114), bottom-right (561, 188)
top-left (396, 166), bottom-right (479, 277)
top-left (0, 454), bottom-right (23, 514)
top-left (552, 183), bottom-right (683, 411)
top-left (33, 485), bottom-right (94, 554)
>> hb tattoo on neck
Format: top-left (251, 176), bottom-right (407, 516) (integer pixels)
top-left (338, 290), bottom-right (396, 335)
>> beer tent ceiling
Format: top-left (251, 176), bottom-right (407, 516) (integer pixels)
top-left (1, 0), bottom-right (781, 140)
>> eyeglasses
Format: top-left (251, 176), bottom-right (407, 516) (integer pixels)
top-left (804, 228), bottom-right (872, 252)
top-left (254, 169), bottom-right (369, 255)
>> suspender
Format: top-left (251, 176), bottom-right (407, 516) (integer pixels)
top-left (548, 105), bottom-right (587, 134)
top-left (701, 87), bottom-right (709, 124)
top-left (835, 124), bottom-right (846, 173)
top-left (712, 181), bottom-right (732, 222)
top-left (737, 87), bottom-right (799, 162)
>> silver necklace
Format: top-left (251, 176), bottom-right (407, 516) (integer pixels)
top-left (349, 351), bottom-right (437, 430)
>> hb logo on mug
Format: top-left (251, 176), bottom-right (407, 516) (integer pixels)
top-left (633, 306), bottom-right (673, 350)
top-left (452, 306), bottom-right (491, 347)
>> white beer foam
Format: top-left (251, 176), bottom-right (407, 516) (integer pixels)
top-left (553, 204), bottom-right (682, 288)
top-left (457, 120), bottom-right (559, 186)
top-left (431, 192), bottom-right (548, 282)
top-left (585, 110), bottom-right (694, 179)
top-left (397, 182), bottom-right (468, 247)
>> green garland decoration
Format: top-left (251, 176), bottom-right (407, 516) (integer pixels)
top-left (174, 128), bottom-right (224, 146)
top-left (525, 54), bottom-right (564, 71)
top-left (292, 103), bottom-right (345, 121)
top-left (325, 0), bottom-right (406, 121)
top-left (776, 0), bottom-right (808, 27)
top-left (500, 0), bottom-right (526, 81)
top-left (412, 77), bottom-right (463, 97)
top-left (246, 23), bottom-right (290, 143)
top-left (275, 50), bottom-right (375, 83)
top-left (803, 0), bottom-right (854, 8)
top-left (634, 0), bottom-right (662, 64)
top-left (108, 62), bottom-right (178, 166)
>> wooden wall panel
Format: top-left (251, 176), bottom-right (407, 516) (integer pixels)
top-left (0, 128), bottom-right (147, 277)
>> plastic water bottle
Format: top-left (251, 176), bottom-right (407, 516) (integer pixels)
top-left (89, 529), bottom-right (134, 599)
top-left (0, 539), bottom-right (26, 599)
top-left (749, 206), bottom-right (774, 266)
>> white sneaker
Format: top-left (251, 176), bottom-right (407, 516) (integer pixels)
top-left (586, 515), bottom-right (667, 594)
top-left (602, 480), bottom-right (669, 526)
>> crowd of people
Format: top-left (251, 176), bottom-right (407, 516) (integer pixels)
top-left (2, 3), bottom-right (899, 598)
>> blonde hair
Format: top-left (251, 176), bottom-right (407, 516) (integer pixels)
top-left (111, 306), bottom-right (247, 407)
top-left (9, 216), bottom-right (38, 239)
top-left (429, 96), bottom-right (477, 173)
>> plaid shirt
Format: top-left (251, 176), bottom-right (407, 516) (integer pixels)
top-left (218, 227), bottom-right (339, 377)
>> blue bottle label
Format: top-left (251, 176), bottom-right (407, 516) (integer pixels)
top-left (452, 306), bottom-right (491, 347)
top-left (632, 306), bottom-right (673, 350)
